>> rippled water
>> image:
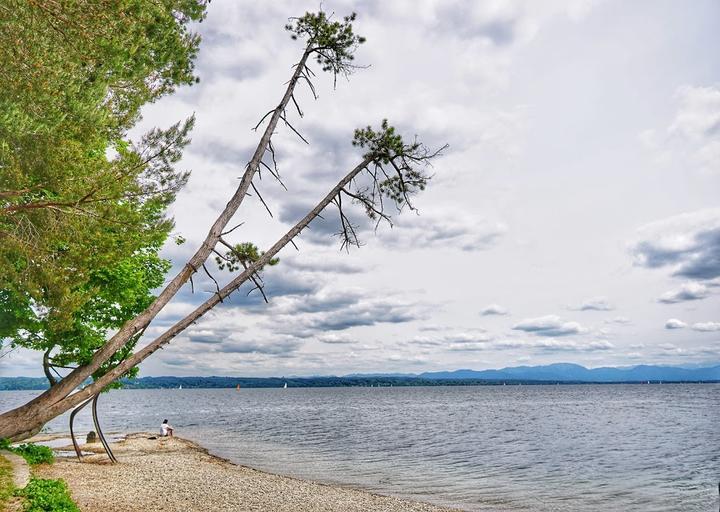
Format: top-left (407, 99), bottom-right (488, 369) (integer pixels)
top-left (2, 384), bottom-right (718, 511)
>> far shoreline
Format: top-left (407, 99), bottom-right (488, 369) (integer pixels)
top-left (2, 379), bottom-right (719, 392)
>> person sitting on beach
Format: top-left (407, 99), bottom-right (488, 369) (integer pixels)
top-left (160, 419), bottom-right (174, 437)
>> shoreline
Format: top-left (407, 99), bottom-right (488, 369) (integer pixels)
top-left (31, 432), bottom-right (464, 512)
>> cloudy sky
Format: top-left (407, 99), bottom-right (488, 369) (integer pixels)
top-left (6, 0), bottom-right (720, 377)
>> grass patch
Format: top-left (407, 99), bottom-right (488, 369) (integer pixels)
top-left (0, 439), bottom-right (54, 466)
top-left (11, 445), bottom-right (54, 466)
top-left (0, 454), bottom-right (14, 508)
top-left (15, 477), bottom-right (79, 512)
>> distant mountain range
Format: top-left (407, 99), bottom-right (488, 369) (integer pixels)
top-left (1, 363), bottom-right (719, 390)
top-left (416, 363), bottom-right (720, 382)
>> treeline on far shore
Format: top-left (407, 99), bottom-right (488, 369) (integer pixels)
top-left (1, 375), bottom-right (718, 391)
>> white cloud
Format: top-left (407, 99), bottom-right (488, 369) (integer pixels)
top-left (571, 296), bottom-right (613, 311)
top-left (691, 322), bottom-right (720, 332)
top-left (512, 315), bottom-right (587, 337)
top-left (641, 85), bottom-right (720, 174)
top-left (669, 85), bottom-right (720, 173)
top-left (605, 316), bottom-right (631, 325)
top-left (664, 319), bottom-right (687, 330)
top-left (106, 1), bottom-right (720, 377)
top-left (490, 338), bottom-right (613, 352)
top-left (316, 333), bottom-right (357, 344)
top-left (409, 330), bottom-right (493, 348)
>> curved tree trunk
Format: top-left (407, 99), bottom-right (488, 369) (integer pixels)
top-left (0, 155), bottom-right (372, 441)
top-left (0, 48), bottom-right (312, 441)
top-left (42, 347), bottom-right (58, 387)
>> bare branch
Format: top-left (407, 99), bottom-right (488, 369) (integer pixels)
top-left (202, 264), bottom-right (222, 302)
top-left (291, 93), bottom-right (304, 117)
top-left (250, 182), bottom-right (274, 218)
top-left (279, 114), bottom-right (309, 144)
top-left (252, 109), bottom-right (275, 131)
top-left (298, 73), bottom-right (318, 99)
top-left (259, 161), bottom-right (288, 191)
top-left (221, 222), bottom-right (244, 236)
top-left (341, 187), bottom-right (392, 227)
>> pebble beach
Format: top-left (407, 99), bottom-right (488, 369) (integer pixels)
top-left (33, 433), bottom-right (461, 512)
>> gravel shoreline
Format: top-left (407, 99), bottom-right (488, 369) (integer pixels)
top-left (33, 433), bottom-right (463, 512)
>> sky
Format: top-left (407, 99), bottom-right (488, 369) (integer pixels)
top-left (4, 0), bottom-right (720, 378)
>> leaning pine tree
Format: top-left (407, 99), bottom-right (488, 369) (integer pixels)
top-left (0, 11), bottom-right (445, 441)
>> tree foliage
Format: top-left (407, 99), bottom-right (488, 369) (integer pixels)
top-left (285, 11), bottom-right (366, 80)
top-left (0, 0), bottom-right (207, 384)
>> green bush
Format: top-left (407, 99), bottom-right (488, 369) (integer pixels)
top-left (16, 477), bottom-right (79, 512)
top-left (12, 444), bottom-right (54, 465)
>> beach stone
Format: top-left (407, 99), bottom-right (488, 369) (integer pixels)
top-left (33, 434), bottom-right (458, 512)
top-left (86, 431), bottom-right (98, 443)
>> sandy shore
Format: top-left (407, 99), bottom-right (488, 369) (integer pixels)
top-left (33, 433), bottom-right (462, 512)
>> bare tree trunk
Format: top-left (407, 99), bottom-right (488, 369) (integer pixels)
top-left (0, 155), bottom-right (372, 441)
top-left (0, 48), bottom-right (313, 433)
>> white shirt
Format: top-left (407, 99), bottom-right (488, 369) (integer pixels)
top-left (161, 423), bottom-right (172, 435)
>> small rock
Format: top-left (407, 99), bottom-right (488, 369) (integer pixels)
top-left (86, 431), bottom-right (98, 443)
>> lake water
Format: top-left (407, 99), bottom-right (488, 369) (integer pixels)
top-left (1, 384), bottom-right (718, 511)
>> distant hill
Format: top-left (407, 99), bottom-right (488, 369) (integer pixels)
top-left (0, 376), bottom-right (50, 391)
top-left (1, 363), bottom-right (718, 390)
top-left (418, 363), bottom-right (720, 382)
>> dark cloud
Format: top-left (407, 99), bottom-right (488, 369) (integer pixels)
top-left (187, 329), bottom-right (225, 344)
top-left (658, 283), bottom-right (710, 304)
top-left (418, 324), bottom-right (446, 332)
top-left (218, 339), bottom-right (301, 355)
top-left (632, 210), bottom-right (720, 280)
top-left (676, 228), bottom-right (720, 279)
top-left (278, 198), bottom-right (373, 247)
top-left (189, 140), bottom-right (255, 167)
top-left (434, 4), bottom-right (518, 46)
top-left (162, 357), bottom-right (194, 367)
top-left (379, 212), bottom-right (506, 252)
top-left (298, 124), bottom-right (359, 181)
top-left (477, 20), bottom-right (517, 46)
top-left (512, 315), bottom-right (587, 337)
top-left (307, 302), bottom-right (417, 331)
top-left (480, 304), bottom-right (508, 316)
top-left (292, 290), bottom-right (365, 314)
top-left (283, 256), bottom-right (366, 274)
top-left (223, 270), bottom-right (322, 308)
top-left (192, 22), bottom-right (270, 82)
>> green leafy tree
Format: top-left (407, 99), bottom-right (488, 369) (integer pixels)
top-left (0, 2), bottom-right (207, 385)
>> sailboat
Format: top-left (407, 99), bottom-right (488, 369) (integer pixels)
top-left (178, 384), bottom-right (182, 390)
top-left (283, 382), bottom-right (288, 389)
